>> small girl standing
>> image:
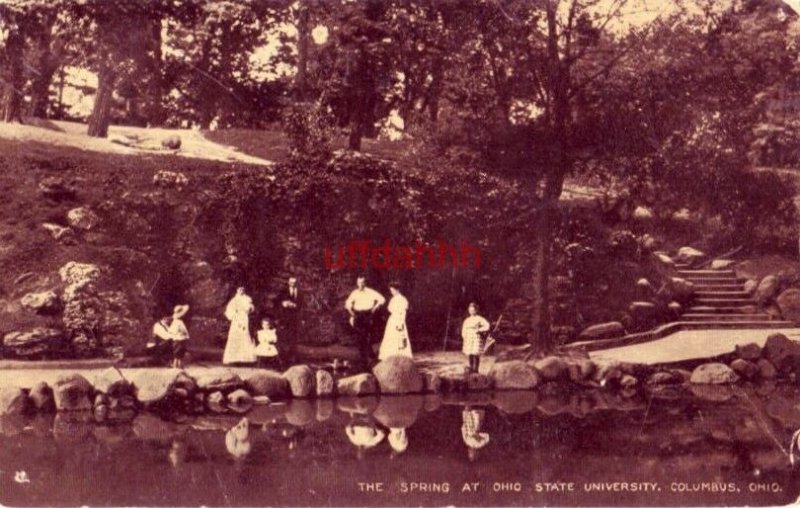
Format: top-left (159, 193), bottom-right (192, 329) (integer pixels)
top-left (461, 302), bottom-right (490, 373)
top-left (255, 318), bottom-right (280, 369)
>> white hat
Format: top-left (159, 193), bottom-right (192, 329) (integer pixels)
top-left (173, 304), bottom-right (190, 318)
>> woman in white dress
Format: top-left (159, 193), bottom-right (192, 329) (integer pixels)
top-left (223, 287), bottom-right (257, 365)
top-left (378, 282), bottom-right (412, 361)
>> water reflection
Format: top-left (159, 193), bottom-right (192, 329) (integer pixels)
top-left (461, 406), bottom-right (490, 462)
top-left (224, 417), bottom-right (252, 460)
top-left (4, 386), bottom-right (800, 506)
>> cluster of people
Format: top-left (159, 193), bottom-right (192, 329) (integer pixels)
top-left (222, 277), bottom-right (302, 367)
top-left (149, 274), bottom-right (496, 374)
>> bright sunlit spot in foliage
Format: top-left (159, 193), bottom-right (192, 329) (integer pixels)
top-left (311, 25), bottom-right (329, 44)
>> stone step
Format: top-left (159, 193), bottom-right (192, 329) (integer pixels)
top-left (695, 291), bottom-right (752, 299)
top-left (684, 277), bottom-right (746, 284)
top-left (693, 287), bottom-right (746, 293)
top-left (688, 306), bottom-right (758, 314)
top-left (695, 298), bottom-right (755, 306)
top-left (675, 320), bottom-right (795, 328)
top-left (692, 283), bottom-right (745, 290)
top-left (677, 269), bottom-right (736, 277)
top-left (681, 314), bottom-right (772, 322)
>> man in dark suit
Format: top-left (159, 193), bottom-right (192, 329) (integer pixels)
top-left (276, 276), bottom-right (302, 364)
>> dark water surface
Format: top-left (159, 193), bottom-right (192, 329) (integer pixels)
top-left (2, 385), bottom-right (800, 507)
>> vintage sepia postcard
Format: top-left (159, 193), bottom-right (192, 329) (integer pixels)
top-left (1, 0), bottom-right (800, 506)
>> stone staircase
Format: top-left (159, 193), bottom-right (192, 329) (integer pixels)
top-left (675, 263), bottom-right (793, 328)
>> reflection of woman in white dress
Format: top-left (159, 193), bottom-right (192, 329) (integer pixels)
top-left (223, 287), bottom-right (257, 365)
top-left (379, 283), bottom-right (412, 361)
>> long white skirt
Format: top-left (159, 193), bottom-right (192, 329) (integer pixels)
top-left (223, 317), bottom-right (256, 364)
top-left (378, 314), bottom-right (412, 360)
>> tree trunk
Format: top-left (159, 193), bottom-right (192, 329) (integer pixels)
top-left (30, 55), bottom-right (59, 119)
top-left (529, 199), bottom-right (554, 353)
top-left (529, 0), bottom-right (570, 353)
top-left (145, 17), bottom-right (165, 126)
top-left (348, 114), bottom-right (362, 151)
top-left (1, 29), bottom-right (25, 123)
top-left (87, 65), bottom-right (116, 138)
top-left (295, 0), bottom-right (310, 101)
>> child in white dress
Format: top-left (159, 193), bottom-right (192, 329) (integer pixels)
top-left (461, 302), bottom-right (490, 373)
top-left (255, 318), bottom-right (280, 369)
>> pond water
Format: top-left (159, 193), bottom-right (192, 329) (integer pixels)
top-left (1, 384), bottom-right (800, 506)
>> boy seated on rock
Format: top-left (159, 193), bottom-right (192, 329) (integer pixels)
top-left (148, 315), bottom-right (174, 366)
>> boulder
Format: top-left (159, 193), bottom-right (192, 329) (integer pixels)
top-left (656, 253), bottom-right (675, 268)
top-left (0, 387), bottom-right (29, 415)
top-left (161, 135), bottom-right (182, 150)
top-left (372, 356), bottom-right (424, 394)
top-left (647, 371), bottom-right (684, 385)
top-left (153, 170), bottom-right (188, 188)
top-left (2, 327), bottom-right (65, 358)
top-left (93, 367), bottom-right (134, 398)
top-left (532, 356), bottom-right (569, 381)
top-left (757, 358), bottom-right (778, 379)
top-left (743, 279), bottom-right (758, 295)
top-left (639, 234), bottom-right (658, 251)
top-left (195, 369), bottom-right (243, 393)
top-left (42, 223), bottom-right (77, 244)
top-left (67, 207), bottom-right (100, 231)
top-left (672, 208), bottom-right (692, 222)
top-left (668, 301), bottom-right (682, 315)
top-left (59, 261), bottom-right (101, 288)
top-left (578, 322), bottom-right (625, 341)
top-left (628, 301), bottom-right (658, 326)
top-left (669, 278), bottom-right (695, 299)
top-left (466, 373), bottom-right (493, 391)
top-left (206, 391), bottom-right (226, 413)
top-left (776, 289), bottom-right (800, 323)
top-left (245, 371), bottom-right (290, 398)
top-left (676, 246), bottom-right (705, 264)
top-left (20, 290), bottom-right (60, 314)
top-left (29, 382), bottom-right (55, 411)
top-left (763, 333), bottom-right (800, 373)
top-left (53, 373), bottom-right (94, 411)
top-left (336, 373), bottom-right (379, 396)
top-left (227, 389), bottom-right (254, 414)
top-left (735, 342), bottom-right (762, 362)
top-left (710, 259), bottom-right (736, 270)
top-left (633, 206), bottom-right (653, 220)
top-left (620, 374), bottom-right (638, 388)
top-left (131, 370), bottom-right (181, 404)
top-left (689, 363), bottom-right (740, 385)
top-left (730, 359), bottom-right (759, 380)
top-left (755, 275), bottom-right (779, 306)
top-left (283, 365), bottom-right (316, 398)
top-left (38, 176), bottom-right (76, 201)
top-left (315, 370), bottom-right (335, 397)
top-left (490, 361), bottom-right (540, 390)
top-left (316, 399), bottom-right (334, 421)
top-left (566, 359), bottom-right (596, 383)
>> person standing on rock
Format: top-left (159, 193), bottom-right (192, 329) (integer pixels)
top-left (169, 304), bottom-right (190, 368)
top-left (276, 276), bottom-right (302, 364)
top-left (378, 281), bottom-right (412, 361)
top-left (461, 302), bottom-right (490, 373)
top-left (223, 287), bottom-right (257, 365)
top-left (346, 276), bottom-right (386, 369)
